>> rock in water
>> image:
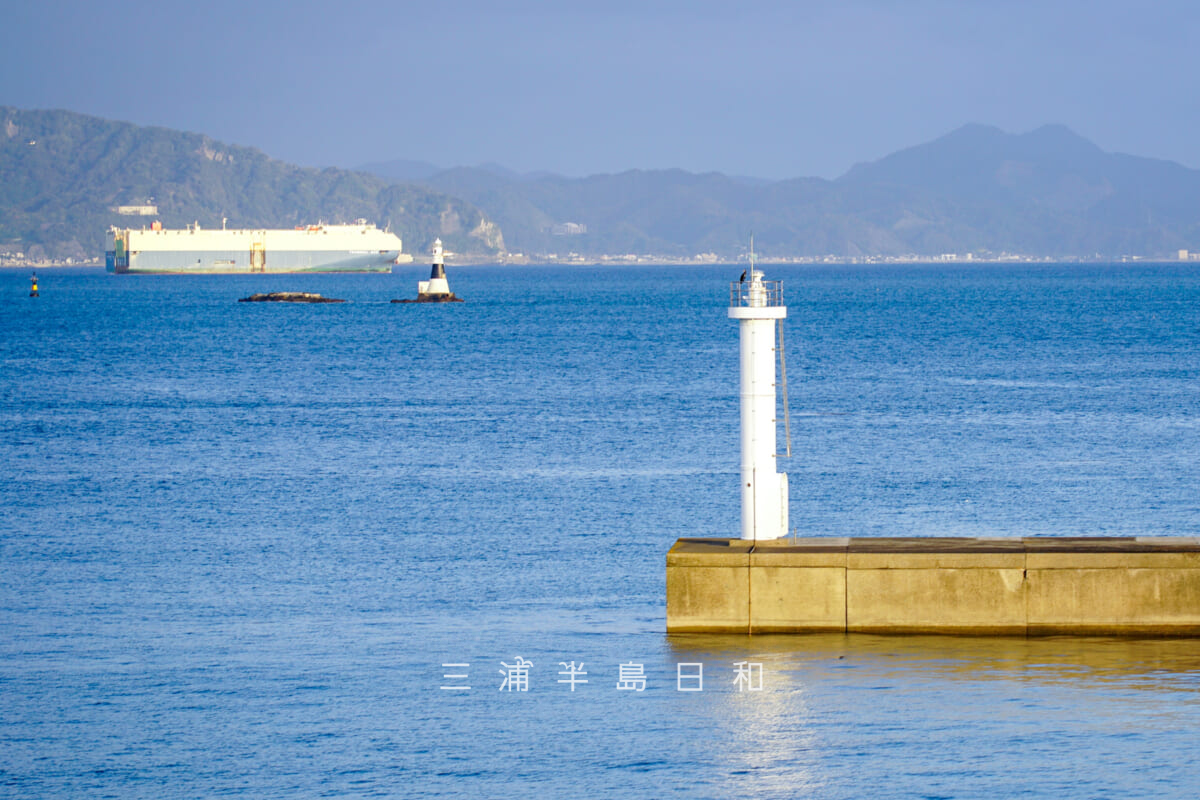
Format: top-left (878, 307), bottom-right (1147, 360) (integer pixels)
top-left (238, 292), bottom-right (345, 303)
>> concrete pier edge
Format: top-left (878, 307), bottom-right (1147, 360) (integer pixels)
top-left (666, 536), bottom-right (1200, 636)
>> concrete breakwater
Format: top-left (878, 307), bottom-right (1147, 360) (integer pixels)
top-left (667, 536), bottom-right (1200, 636)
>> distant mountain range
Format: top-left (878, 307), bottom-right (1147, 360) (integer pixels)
top-left (360, 124), bottom-right (1200, 260)
top-left (3, 105), bottom-right (1199, 263)
top-left (0, 107), bottom-right (503, 262)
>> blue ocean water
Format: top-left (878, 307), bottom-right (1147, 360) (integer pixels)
top-left (2, 263), bottom-right (1199, 798)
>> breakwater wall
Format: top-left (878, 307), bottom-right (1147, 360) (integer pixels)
top-left (666, 537), bottom-right (1200, 635)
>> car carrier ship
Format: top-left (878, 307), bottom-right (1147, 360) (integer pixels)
top-left (106, 219), bottom-right (411, 274)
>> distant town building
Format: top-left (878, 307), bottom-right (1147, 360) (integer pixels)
top-left (0, 249), bottom-right (27, 266)
top-left (114, 204), bottom-right (159, 215)
top-left (1180, 249), bottom-right (1190, 261)
top-left (550, 222), bottom-right (587, 236)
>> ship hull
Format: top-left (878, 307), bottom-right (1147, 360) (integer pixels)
top-left (107, 249), bottom-right (399, 274)
top-left (106, 222), bottom-right (409, 274)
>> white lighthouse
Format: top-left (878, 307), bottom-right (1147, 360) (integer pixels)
top-left (417, 238), bottom-right (452, 298)
top-left (395, 238), bottom-right (462, 303)
top-left (728, 248), bottom-right (789, 540)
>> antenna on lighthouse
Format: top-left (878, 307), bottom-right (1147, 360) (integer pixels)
top-left (728, 249), bottom-right (789, 540)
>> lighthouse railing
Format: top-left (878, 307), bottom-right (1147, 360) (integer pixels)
top-left (729, 280), bottom-right (784, 308)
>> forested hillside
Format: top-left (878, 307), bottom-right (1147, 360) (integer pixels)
top-left (377, 125), bottom-right (1200, 260)
top-left (0, 107), bottom-right (504, 262)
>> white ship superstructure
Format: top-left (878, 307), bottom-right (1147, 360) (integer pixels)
top-left (107, 220), bottom-right (407, 274)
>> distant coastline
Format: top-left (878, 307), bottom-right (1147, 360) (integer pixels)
top-left (449, 252), bottom-right (1200, 267)
top-left (7, 108), bottom-right (1200, 268)
top-left (1, 256), bottom-right (104, 269)
top-left (6, 253), bottom-right (1200, 269)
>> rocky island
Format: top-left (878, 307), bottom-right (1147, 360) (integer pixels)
top-left (238, 292), bottom-right (345, 303)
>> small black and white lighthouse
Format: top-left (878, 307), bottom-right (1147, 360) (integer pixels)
top-left (394, 239), bottom-right (463, 303)
top-left (419, 239), bottom-right (452, 297)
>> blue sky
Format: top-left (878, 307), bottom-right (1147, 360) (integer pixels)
top-left (2, 0), bottom-right (1197, 178)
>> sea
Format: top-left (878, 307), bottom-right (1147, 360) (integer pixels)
top-left (2, 262), bottom-right (1199, 798)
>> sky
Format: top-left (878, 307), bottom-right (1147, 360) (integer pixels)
top-left (2, 0), bottom-right (1198, 179)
